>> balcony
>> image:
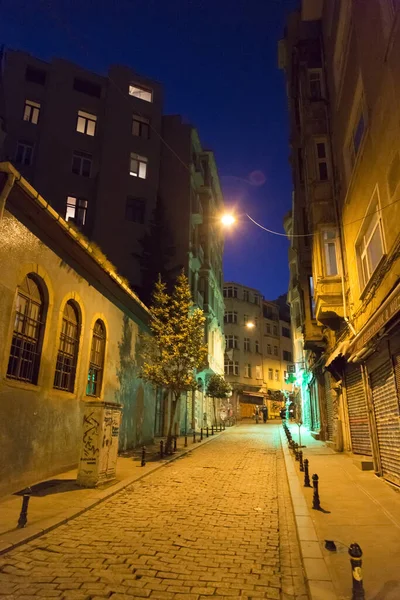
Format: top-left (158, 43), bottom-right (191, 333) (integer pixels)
top-left (303, 318), bottom-right (326, 352)
top-left (196, 291), bottom-right (204, 310)
top-left (314, 276), bottom-right (344, 329)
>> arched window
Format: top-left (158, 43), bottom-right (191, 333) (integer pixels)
top-left (54, 300), bottom-right (80, 392)
top-left (86, 319), bottom-right (106, 396)
top-left (7, 274), bottom-right (46, 383)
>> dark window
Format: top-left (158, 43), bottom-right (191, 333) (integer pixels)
top-left (87, 320), bottom-right (106, 396)
top-left (25, 66), bottom-right (47, 85)
top-left (283, 350), bottom-right (293, 362)
top-left (72, 151), bottom-right (92, 177)
top-left (273, 325), bottom-right (278, 336)
top-left (54, 301), bottom-right (80, 392)
top-left (73, 77), bottom-right (102, 98)
top-left (255, 340), bottom-right (260, 353)
top-left (126, 197), bottom-right (146, 224)
top-left (15, 141), bottom-right (33, 166)
top-left (132, 114), bottom-right (150, 138)
top-left (7, 274), bottom-right (45, 384)
top-left (282, 326), bottom-right (291, 338)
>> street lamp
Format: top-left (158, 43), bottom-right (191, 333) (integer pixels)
top-left (220, 213), bottom-right (235, 227)
top-left (245, 321), bottom-right (255, 329)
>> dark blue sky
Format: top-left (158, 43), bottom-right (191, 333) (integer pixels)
top-left (1, 0), bottom-right (298, 300)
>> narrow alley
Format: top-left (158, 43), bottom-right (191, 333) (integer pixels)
top-left (0, 424), bottom-right (307, 600)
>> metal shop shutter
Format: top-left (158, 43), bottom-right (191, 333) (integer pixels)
top-left (370, 359), bottom-right (400, 486)
top-left (324, 371), bottom-right (334, 441)
top-left (345, 365), bottom-right (372, 456)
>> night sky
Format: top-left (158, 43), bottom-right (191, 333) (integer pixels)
top-left (0, 0), bottom-right (298, 300)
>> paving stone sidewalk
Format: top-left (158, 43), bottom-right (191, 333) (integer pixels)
top-left (0, 423), bottom-right (308, 600)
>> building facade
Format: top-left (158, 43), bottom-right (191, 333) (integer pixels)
top-left (0, 49), bottom-right (163, 289)
top-left (223, 282), bottom-right (294, 419)
top-left (0, 162), bottom-right (164, 496)
top-left (281, 0), bottom-right (400, 486)
top-left (159, 115), bottom-right (225, 430)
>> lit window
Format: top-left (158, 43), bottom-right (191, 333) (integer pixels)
top-left (244, 363), bottom-right (251, 378)
top-left (76, 110), bottom-right (97, 136)
top-left (7, 274), bottom-right (45, 384)
top-left (126, 197), bottom-right (146, 224)
top-left (255, 365), bottom-right (262, 379)
top-left (275, 370), bottom-right (279, 381)
top-left (356, 194), bottom-right (385, 290)
top-left (244, 338), bottom-right (250, 352)
top-left (323, 230), bottom-right (339, 276)
top-left (224, 311), bottom-right (238, 324)
top-left (315, 141), bottom-right (329, 181)
top-left (308, 69), bottom-right (323, 100)
top-left (132, 114), bottom-right (150, 138)
top-left (224, 360), bottom-right (239, 376)
top-left (23, 100), bottom-right (40, 124)
top-left (66, 196), bottom-right (87, 226)
top-left (223, 285), bottom-right (238, 298)
top-left (54, 301), bottom-right (80, 392)
top-left (268, 368), bottom-right (273, 380)
top-left (129, 83), bottom-right (153, 102)
top-left (226, 335), bottom-right (239, 349)
top-left (72, 151), bottom-right (92, 177)
top-left (130, 152), bottom-right (148, 179)
top-left (274, 346), bottom-right (278, 356)
top-left (87, 320), bottom-right (106, 397)
top-left (15, 141), bottom-right (33, 166)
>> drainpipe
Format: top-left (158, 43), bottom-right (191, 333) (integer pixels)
top-left (0, 168), bottom-right (15, 220)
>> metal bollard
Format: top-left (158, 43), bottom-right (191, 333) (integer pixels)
top-left (193, 430), bottom-right (196, 443)
top-left (349, 543), bottom-right (365, 600)
top-left (304, 459), bottom-right (311, 487)
top-left (141, 446), bottom-right (146, 467)
top-left (173, 436), bottom-right (177, 452)
top-left (160, 440), bottom-right (164, 458)
top-left (223, 421), bottom-right (225, 430)
top-left (200, 428), bottom-right (203, 441)
top-left (184, 435), bottom-right (188, 447)
top-left (17, 492), bottom-right (31, 528)
top-left (211, 425), bottom-right (214, 435)
top-left (206, 426), bottom-right (209, 438)
top-left (295, 443), bottom-right (300, 460)
top-left (299, 451), bottom-right (304, 472)
top-left (312, 474), bottom-right (321, 510)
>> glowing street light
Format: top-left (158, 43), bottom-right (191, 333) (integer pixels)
top-left (245, 321), bottom-right (255, 329)
top-left (221, 213), bottom-right (235, 227)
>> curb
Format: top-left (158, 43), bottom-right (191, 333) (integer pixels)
top-left (279, 429), bottom-right (339, 600)
top-left (0, 429), bottom-right (226, 556)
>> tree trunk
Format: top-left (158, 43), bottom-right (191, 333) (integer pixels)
top-left (166, 392), bottom-right (180, 454)
top-left (213, 397), bottom-right (217, 427)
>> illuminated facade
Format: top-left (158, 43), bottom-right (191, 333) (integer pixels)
top-left (281, 0), bottom-right (400, 486)
top-left (223, 283), bottom-right (294, 419)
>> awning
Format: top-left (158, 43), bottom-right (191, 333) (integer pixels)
top-left (325, 340), bottom-right (350, 368)
top-left (240, 390), bottom-right (265, 405)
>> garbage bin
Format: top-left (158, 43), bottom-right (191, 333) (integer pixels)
top-left (77, 401), bottom-right (122, 487)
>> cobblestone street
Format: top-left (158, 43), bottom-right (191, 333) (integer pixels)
top-left (0, 423), bottom-right (307, 600)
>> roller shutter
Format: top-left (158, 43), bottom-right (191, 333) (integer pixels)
top-left (345, 364), bottom-right (372, 456)
top-left (324, 371), bottom-right (334, 441)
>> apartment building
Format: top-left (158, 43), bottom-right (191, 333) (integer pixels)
top-left (159, 115), bottom-right (225, 430)
top-left (281, 0), bottom-right (400, 486)
top-left (0, 48), bottom-right (163, 288)
top-left (223, 283), bottom-right (293, 419)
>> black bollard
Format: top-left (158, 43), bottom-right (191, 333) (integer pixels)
top-left (304, 459), bottom-right (311, 487)
top-left (295, 443), bottom-right (300, 460)
top-left (193, 430), bottom-right (196, 443)
top-left (312, 474), bottom-right (321, 510)
top-left (184, 435), bottom-right (188, 448)
top-left (299, 451), bottom-right (304, 472)
top-left (223, 421), bottom-right (225, 430)
top-left (173, 436), bottom-right (177, 452)
top-left (211, 425), bottom-right (214, 436)
top-left (17, 492), bottom-right (31, 528)
top-left (200, 428), bottom-right (203, 441)
top-left (160, 440), bottom-right (164, 458)
top-left (349, 543), bottom-right (365, 600)
top-left (141, 446), bottom-right (146, 467)
top-left (206, 426), bottom-right (209, 438)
